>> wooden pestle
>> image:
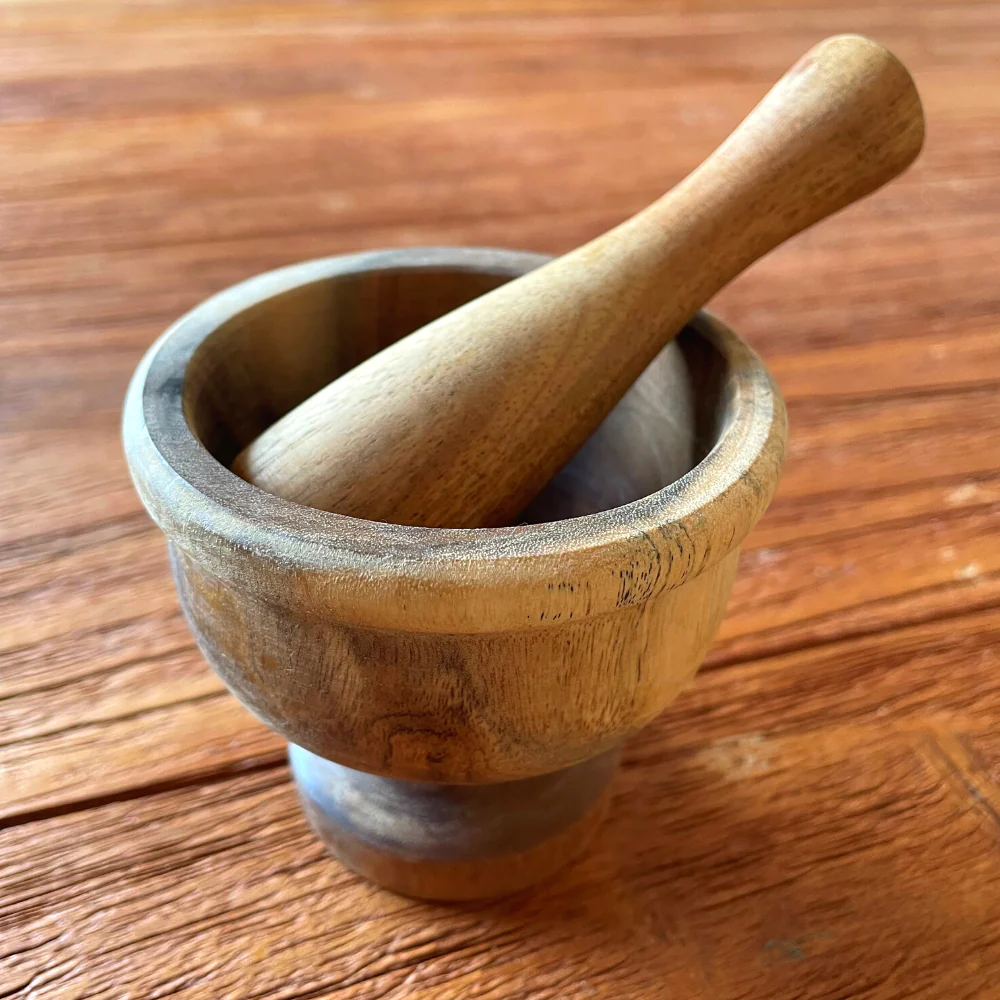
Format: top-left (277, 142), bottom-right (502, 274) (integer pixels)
top-left (232, 34), bottom-right (924, 528)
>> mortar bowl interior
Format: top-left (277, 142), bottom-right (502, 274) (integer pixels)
top-left (180, 250), bottom-right (727, 524)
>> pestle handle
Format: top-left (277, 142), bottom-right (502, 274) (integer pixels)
top-left (233, 34), bottom-right (923, 528)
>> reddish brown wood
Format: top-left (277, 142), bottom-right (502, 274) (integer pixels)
top-left (2, 0), bottom-right (999, 996)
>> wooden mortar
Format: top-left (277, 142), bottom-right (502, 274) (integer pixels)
top-left (123, 247), bottom-right (787, 899)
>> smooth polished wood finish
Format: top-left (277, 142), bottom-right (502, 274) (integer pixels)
top-left (232, 35), bottom-right (922, 528)
top-left (3, 0), bottom-right (1000, 994)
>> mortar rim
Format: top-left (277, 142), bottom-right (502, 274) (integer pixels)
top-left (123, 247), bottom-right (787, 632)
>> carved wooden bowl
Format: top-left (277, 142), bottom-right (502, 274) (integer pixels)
top-left (123, 247), bottom-right (787, 899)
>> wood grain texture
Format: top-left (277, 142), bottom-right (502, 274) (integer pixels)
top-left (2, 0), bottom-right (999, 993)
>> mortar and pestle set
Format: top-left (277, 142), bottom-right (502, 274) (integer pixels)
top-left (124, 36), bottom-right (924, 899)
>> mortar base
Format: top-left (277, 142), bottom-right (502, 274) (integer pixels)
top-left (288, 744), bottom-right (620, 901)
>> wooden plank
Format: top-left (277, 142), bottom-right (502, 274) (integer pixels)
top-left (0, 695), bottom-right (283, 822)
top-left (0, 519), bottom-right (172, 652)
top-left (678, 606), bottom-right (1000, 741)
top-left (3, 711), bottom-right (1000, 998)
top-left (0, 3), bottom-right (991, 102)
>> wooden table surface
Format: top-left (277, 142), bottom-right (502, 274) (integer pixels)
top-left (3, 1), bottom-right (999, 997)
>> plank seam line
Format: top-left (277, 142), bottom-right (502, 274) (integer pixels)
top-left (705, 585), bottom-right (1000, 673)
top-left (0, 754), bottom-right (288, 832)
